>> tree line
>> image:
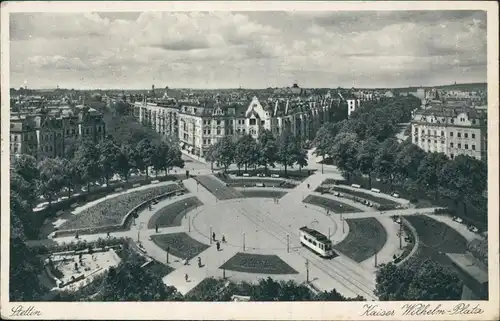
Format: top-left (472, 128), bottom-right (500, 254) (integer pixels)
top-left (313, 96), bottom-right (487, 225)
top-left (205, 128), bottom-right (308, 175)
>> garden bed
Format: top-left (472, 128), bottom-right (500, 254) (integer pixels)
top-left (147, 197), bottom-right (203, 229)
top-left (226, 168), bottom-right (315, 181)
top-left (59, 184), bottom-right (181, 230)
top-left (334, 218), bottom-right (387, 263)
top-left (303, 195), bottom-right (362, 213)
top-left (331, 186), bottom-right (400, 207)
top-left (150, 233), bottom-right (210, 260)
top-left (404, 215), bottom-right (468, 254)
top-left (239, 190), bottom-right (287, 199)
top-left (220, 253), bottom-right (298, 274)
top-left (217, 174), bottom-right (296, 189)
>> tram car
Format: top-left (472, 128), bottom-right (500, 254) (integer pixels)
top-left (299, 226), bottom-right (335, 258)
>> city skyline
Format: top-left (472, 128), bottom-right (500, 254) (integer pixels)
top-left (10, 10), bottom-right (487, 90)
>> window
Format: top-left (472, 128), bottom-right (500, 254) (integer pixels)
top-left (250, 119), bottom-right (256, 125)
top-left (434, 130), bottom-right (437, 136)
top-left (14, 136), bottom-right (18, 141)
top-left (434, 140), bottom-right (437, 144)
top-left (458, 143), bottom-right (461, 149)
top-left (441, 131), bottom-right (444, 136)
top-left (457, 132), bottom-right (461, 138)
top-left (428, 139), bottom-right (431, 143)
top-left (450, 132), bottom-right (453, 137)
top-left (472, 145), bottom-right (476, 150)
top-left (450, 142), bottom-right (454, 148)
top-left (261, 120), bottom-right (265, 125)
top-left (217, 128), bottom-right (221, 135)
top-left (450, 154), bottom-right (454, 159)
top-left (427, 130), bottom-right (430, 135)
top-left (217, 120), bottom-right (221, 125)
top-left (472, 133), bottom-right (476, 139)
top-left (414, 128), bottom-right (418, 133)
top-left (465, 133), bottom-right (468, 138)
top-left (465, 144), bottom-right (468, 149)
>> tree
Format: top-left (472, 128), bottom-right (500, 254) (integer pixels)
top-left (61, 158), bottom-right (80, 198)
top-left (151, 141), bottom-right (169, 176)
top-left (37, 157), bottom-right (66, 205)
top-left (135, 139), bottom-right (155, 179)
top-left (416, 152), bottom-right (450, 196)
top-left (212, 136), bottom-right (235, 172)
top-left (328, 132), bottom-right (359, 182)
top-left (438, 155), bottom-right (487, 217)
top-left (115, 143), bottom-right (134, 182)
top-left (235, 134), bottom-right (258, 173)
top-left (10, 238), bottom-right (45, 301)
top-left (356, 137), bottom-right (379, 189)
top-left (394, 141), bottom-right (427, 182)
top-left (373, 138), bottom-right (399, 188)
top-left (205, 143), bottom-right (217, 171)
top-left (257, 129), bottom-right (277, 174)
top-left (73, 141), bottom-right (101, 192)
top-left (165, 146), bottom-right (184, 172)
top-left (12, 154), bottom-right (38, 183)
top-left (97, 138), bottom-right (120, 185)
top-left (276, 129), bottom-right (299, 175)
top-left (375, 260), bottom-right (462, 301)
top-left (313, 123), bottom-right (338, 161)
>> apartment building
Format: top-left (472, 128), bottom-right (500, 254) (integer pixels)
top-left (411, 105), bottom-right (487, 161)
top-left (9, 107), bottom-right (106, 160)
top-left (133, 98), bottom-right (179, 138)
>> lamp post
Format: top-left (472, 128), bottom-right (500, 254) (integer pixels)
top-left (210, 226), bottom-right (213, 244)
top-left (287, 234), bottom-right (290, 253)
top-left (243, 233), bottom-right (246, 252)
top-left (399, 215), bottom-right (403, 250)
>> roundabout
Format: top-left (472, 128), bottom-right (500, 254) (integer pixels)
top-left (188, 198), bottom-right (340, 253)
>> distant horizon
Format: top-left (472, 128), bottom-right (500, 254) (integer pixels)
top-left (10, 81), bottom-right (488, 92)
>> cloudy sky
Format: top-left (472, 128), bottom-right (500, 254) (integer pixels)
top-left (9, 10), bottom-right (487, 89)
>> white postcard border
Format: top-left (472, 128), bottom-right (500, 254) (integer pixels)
top-left (1, 1), bottom-right (498, 320)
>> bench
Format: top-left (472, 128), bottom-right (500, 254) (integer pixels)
top-left (243, 173), bottom-right (250, 177)
top-left (371, 188), bottom-right (381, 193)
top-left (151, 180), bottom-right (160, 184)
top-left (351, 184), bottom-right (361, 189)
top-left (271, 174), bottom-right (280, 178)
top-left (132, 183), bottom-right (141, 188)
top-left (256, 183), bottom-right (264, 187)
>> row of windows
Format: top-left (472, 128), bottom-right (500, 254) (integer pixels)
top-left (203, 120), bottom-right (223, 125)
top-left (450, 142), bottom-right (476, 150)
top-left (417, 128), bottom-right (477, 139)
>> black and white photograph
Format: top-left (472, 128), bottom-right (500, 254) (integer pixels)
top-left (1, 1), bottom-right (498, 320)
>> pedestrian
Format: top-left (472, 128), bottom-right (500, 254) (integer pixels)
top-left (307, 183), bottom-right (310, 189)
top-left (75, 232), bottom-right (79, 239)
top-left (155, 224), bottom-right (159, 233)
top-left (327, 209), bottom-right (329, 216)
top-left (198, 257), bottom-right (202, 267)
top-left (222, 235), bottom-right (226, 243)
top-left (184, 258), bottom-right (189, 265)
top-left (185, 273), bottom-right (189, 282)
top-left (107, 231), bottom-right (110, 238)
top-left (216, 241), bottom-right (221, 251)
top-left (212, 232), bottom-right (216, 241)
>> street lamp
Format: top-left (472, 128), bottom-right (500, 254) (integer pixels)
top-left (243, 233), bottom-right (246, 251)
top-left (305, 259), bottom-right (310, 283)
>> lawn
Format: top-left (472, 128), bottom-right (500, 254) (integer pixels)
top-left (303, 195), bottom-right (362, 213)
top-left (144, 260), bottom-right (175, 278)
top-left (220, 253), bottom-right (298, 274)
top-left (331, 186), bottom-right (400, 207)
top-left (60, 184), bottom-right (181, 230)
top-left (240, 190), bottom-right (287, 199)
top-left (217, 175), bottom-right (295, 189)
top-left (334, 218), bottom-right (388, 263)
top-left (150, 233), bottom-right (210, 260)
top-left (147, 197), bottom-right (203, 229)
top-left (226, 168), bottom-right (314, 181)
top-left (404, 215), bottom-right (468, 254)
top-left (195, 175), bottom-right (243, 200)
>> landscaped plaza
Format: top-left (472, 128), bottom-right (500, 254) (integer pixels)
top-left (40, 151), bottom-right (480, 300)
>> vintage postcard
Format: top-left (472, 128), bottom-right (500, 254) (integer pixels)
top-left (1, 1), bottom-right (498, 320)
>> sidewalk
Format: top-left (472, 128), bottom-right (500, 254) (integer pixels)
top-left (162, 245), bottom-right (238, 295)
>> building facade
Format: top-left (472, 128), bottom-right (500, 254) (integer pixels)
top-left (411, 106), bottom-right (487, 161)
top-left (9, 107), bottom-right (106, 160)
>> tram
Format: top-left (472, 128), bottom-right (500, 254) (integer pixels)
top-left (299, 226), bottom-right (335, 258)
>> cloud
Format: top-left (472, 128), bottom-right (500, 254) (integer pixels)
top-left (9, 10), bottom-right (487, 89)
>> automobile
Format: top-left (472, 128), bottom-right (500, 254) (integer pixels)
top-left (333, 192), bottom-right (342, 197)
top-left (175, 191), bottom-right (184, 196)
top-left (469, 226), bottom-right (479, 233)
top-left (391, 192), bottom-right (400, 198)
